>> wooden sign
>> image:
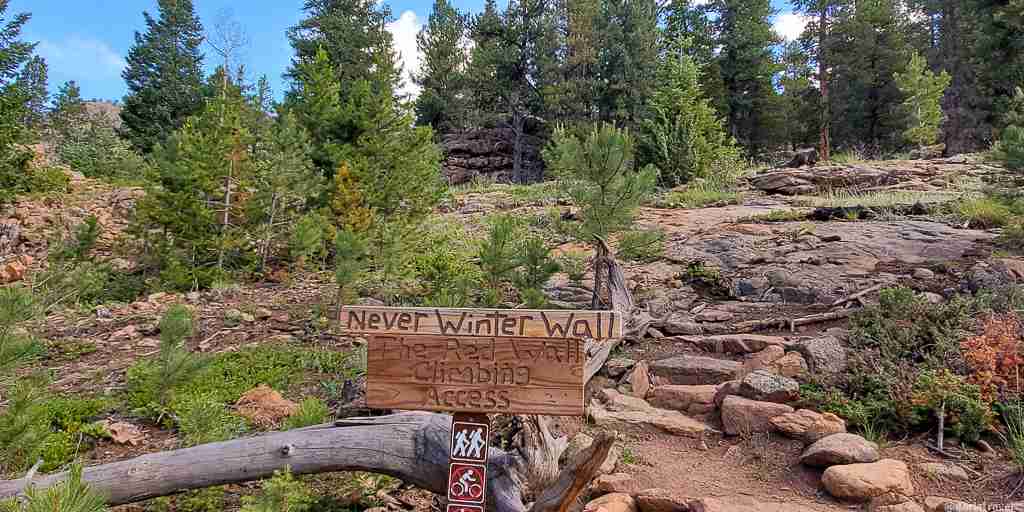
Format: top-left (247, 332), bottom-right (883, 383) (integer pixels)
top-left (339, 306), bottom-right (621, 340)
top-left (448, 413), bottom-right (490, 511)
top-left (365, 334), bottom-right (584, 416)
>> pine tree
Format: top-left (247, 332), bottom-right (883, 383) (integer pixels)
top-left (133, 74), bottom-right (257, 289)
top-left (15, 55), bottom-right (46, 132)
top-left (777, 41), bottom-right (820, 149)
top-left (594, 0), bottom-right (660, 129)
top-left (287, 0), bottom-right (401, 96)
top-left (0, 1), bottom-right (34, 174)
top-left (250, 112), bottom-right (324, 268)
top-left (120, 0), bottom-right (206, 153)
top-left (639, 55), bottom-right (740, 187)
top-left (544, 123), bottom-right (658, 242)
top-left (791, 0), bottom-right (838, 160)
top-left (709, 0), bottom-right (781, 156)
top-left (465, 0), bottom-right (505, 127)
top-left (414, 0), bottom-right (468, 133)
top-left (50, 80), bottom-right (86, 134)
top-left (894, 52), bottom-right (952, 149)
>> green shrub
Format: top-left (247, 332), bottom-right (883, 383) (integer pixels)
top-left (52, 216), bottom-right (100, 264)
top-left (559, 250), bottom-right (588, 286)
top-left (177, 487), bottom-right (225, 512)
top-left (478, 215), bottom-right (522, 305)
top-left (912, 369), bottom-right (993, 444)
top-left (284, 398), bottom-right (330, 430)
top-left (240, 469), bottom-right (315, 512)
top-left (289, 211), bottom-right (333, 269)
top-left (514, 237), bottom-right (560, 308)
top-left (1001, 400), bottom-right (1024, 472)
top-left (412, 223), bottom-right (481, 307)
top-left (659, 184), bottom-right (742, 209)
top-left (175, 392), bottom-right (246, 446)
top-left (616, 229), bottom-right (666, 263)
top-left (0, 380), bottom-right (49, 473)
top-left (2, 463), bottom-right (106, 512)
top-left (0, 286), bottom-right (44, 378)
top-left (334, 227), bottom-right (369, 303)
top-left (957, 197), bottom-right (1014, 228)
top-left (56, 112), bottom-right (147, 182)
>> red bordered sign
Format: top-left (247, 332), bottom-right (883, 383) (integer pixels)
top-left (447, 504), bottom-right (484, 512)
top-left (447, 463), bottom-right (487, 504)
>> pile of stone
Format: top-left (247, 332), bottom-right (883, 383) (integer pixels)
top-left (441, 128), bottom-right (544, 184)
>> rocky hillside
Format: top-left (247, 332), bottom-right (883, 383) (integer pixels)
top-left (2, 155), bottom-right (1022, 511)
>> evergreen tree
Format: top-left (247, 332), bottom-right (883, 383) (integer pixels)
top-left (120, 0), bottom-right (206, 153)
top-left (709, 0), bottom-right (781, 156)
top-left (0, 0), bottom-right (34, 173)
top-left (544, 123), bottom-right (657, 242)
top-left (594, 0), bottom-right (659, 129)
top-left (465, 0), bottom-right (505, 127)
top-left (791, 0), bottom-right (839, 160)
top-left (894, 52), bottom-right (952, 149)
top-left (777, 41), bottom-right (819, 149)
top-left (50, 80), bottom-right (85, 133)
top-left (975, 0), bottom-right (1024, 133)
top-left (542, 0), bottom-right (601, 125)
top-left (133, 74), bottom-right (257, 289)
top-left (15, 55), bottom-right (46, 132)
top-left (828, 0), bottom-right (913, 154)
top-left (639, 54), bottom-right (740, 187)
top-left (287, 0), bottom-right (401, 96)
top-left (414, 0), bottom-right (468, 134)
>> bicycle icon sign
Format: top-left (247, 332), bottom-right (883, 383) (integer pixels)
top-left (448, 463), bottom-right (486, 504)
top-left (446, 505), bottom-right (483, 512)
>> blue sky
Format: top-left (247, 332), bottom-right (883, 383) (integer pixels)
top-left (13, 0), bottom-right (800, 102)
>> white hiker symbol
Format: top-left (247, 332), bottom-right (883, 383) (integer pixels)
top-left (454, 427), bottom-right (486, 459)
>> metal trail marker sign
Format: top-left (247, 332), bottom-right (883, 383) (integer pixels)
top-left (339, 305), bottom-right (620, 512)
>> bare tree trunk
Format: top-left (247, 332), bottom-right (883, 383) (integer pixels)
top-left (0, 414), bottom-right (612, 512)
top-left (818, 7), bottom-right (831, 162)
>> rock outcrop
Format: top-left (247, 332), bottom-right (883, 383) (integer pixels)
top-left (441, 128), bottom-right (543, 184)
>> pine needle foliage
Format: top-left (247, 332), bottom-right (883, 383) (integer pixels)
top-left (239, 468), bottom-right (315, 512)
top-left (125, 305), bottom-right (207, 420)
top-left (894, 52), bottom-right (952, 149)
top-left (2, 464), bottom-right (107, 512)
top-left (544, 123), bottom-right (658, 243)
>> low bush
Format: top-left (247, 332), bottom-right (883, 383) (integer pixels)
top-left (658, 185), bottom-right (742, 209)
top-left (125, 305), bottom-right (206, 421)
top-left (175, 392), bottom-right (247, 446)
top-left (957, 197), bottom-right (1014, 228)
top-left (240, 469), bottom-right (316, 512)
top-left (616, 229), bottom-right (666, 263)
top-left (559, 250), bottom-right (588, 286)
top-left (804, 287), bottom-right (1024, 442)
top-left (1001, 400), bottom-right (1024, 472)
top-left (283, 398), bottom-right (330, 430)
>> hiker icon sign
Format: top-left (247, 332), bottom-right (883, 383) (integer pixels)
top-left (448, 463), bottom-right (486, 504)
top-left (450, 420), bottom-right (489, 462)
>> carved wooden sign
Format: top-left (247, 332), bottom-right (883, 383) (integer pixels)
top-left (364, 334), bottom-right (584, 415)
top-left (338, 306), bottom-right (615, 416)
top-left (339, 306), bottom-right (622, 340)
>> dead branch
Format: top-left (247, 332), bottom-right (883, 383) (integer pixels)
top-left (729, 308), bottom-right (854, 334)
top-left (830, 283), bottom-right (885, 307)
top-left (0, 413), bottom-right (615, 512)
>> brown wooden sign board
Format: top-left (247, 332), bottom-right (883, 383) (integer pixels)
top-left (339, 306), bottom-right (622, 340)
top-left (365, 334), bottom-right (585, 416)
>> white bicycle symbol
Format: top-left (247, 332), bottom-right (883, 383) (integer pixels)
top-left (452, 472), bottom-right (483, 499)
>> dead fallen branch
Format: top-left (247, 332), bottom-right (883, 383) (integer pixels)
top-left (830, 283), bottom-right (885, 307)
top-left (729, 308), bottom-right (854, 334)
top-left (0, 412), bottom-right (612, 512)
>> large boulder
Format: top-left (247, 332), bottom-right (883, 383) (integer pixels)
top-left (916, 462), bottom-right (969, 482)
top-left (649, 385), bottom-right (717, 416)
top-left (633, 489), bottom-right (690, 512)
top-left (679, 334), bottom-right (791, 355)
top-left (590, 396), bottom-right (711, 438)
top-left (650, 355), bottom-right (741, 385)
top-left (796, 335), bottom-right (847, 376)
top-left (720, 396), bottom-right (793, 435)
top-left (687, 496), bottom-right (820, 512)
top-left (922, 497), bottom-right (986, 512)
top-left (631, 361), bottom-right (652, 398)
top-left (738, 370), bottom-right (799, 403)
top-left (770, 409), bottom-right (846, 443)
top-left (770, 352), bottom-right (809, 380)
top-left (821, 459), bottom-right (914, 502)
top-left (592, 473), bottom-right (637, 495)
top-left (585, 493), bottom-right (637, 512)
top-left (737, 345), bottom-right (785, 377)
top-left (800, 433), bottom-right (880, 468)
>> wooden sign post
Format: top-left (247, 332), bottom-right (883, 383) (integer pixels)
top-left (338, 306), bottom-right (621, 512)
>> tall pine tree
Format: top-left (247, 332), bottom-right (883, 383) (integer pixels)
top-left (710, 0), bottom-right (781, 156)
top-left (120, 0), bottom-right (206, 154)
top-left (15, 55), bottom-right (46, 133)
top-left (414, 0), bottom-right (468, 134)
top-left (894, 52), bottom-right (951, 149)
top-left (0, 0), bottom-right (34, 180)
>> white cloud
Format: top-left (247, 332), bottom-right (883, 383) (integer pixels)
top-left (35, 36), bottom-right (127, 78)
top-left (773, 12), bottom-right (810, 42)
top-left (386, 10), bottom-right (424, 98)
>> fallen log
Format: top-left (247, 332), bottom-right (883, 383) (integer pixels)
top-left (0, 413), bottom-right (613, 512)
top-left (729, 308), bottom-right (854, 334)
